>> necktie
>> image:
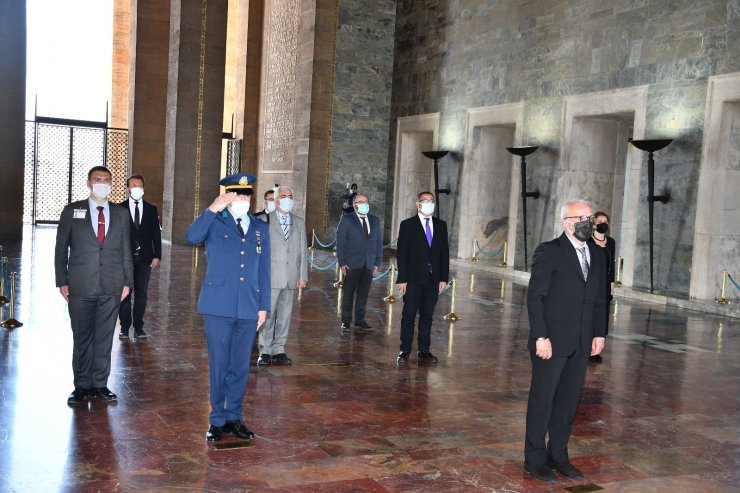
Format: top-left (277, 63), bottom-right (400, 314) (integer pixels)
top-left (361, 216), bottom-right (369, 237)
top-left (134, 200), bottom-right (140, 229)
top-left (97, 206), bottom-right (105, 245)
top-left (577, 246), bottom-right (589, 281)
top-left (424, 217), bottom-right (432, 247)
top-left (236, 218), bottom-right (245, 237)
top-left (281, 215), bottom-right (290, 240)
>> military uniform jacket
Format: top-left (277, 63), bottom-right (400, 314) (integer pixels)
top-left (54, 199), bottom-right (134, 296)
top-left (185, 209), bottom-right (271, 320)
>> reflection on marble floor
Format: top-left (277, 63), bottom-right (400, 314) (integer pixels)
top-left (0, 226), bottom-right (738, 492)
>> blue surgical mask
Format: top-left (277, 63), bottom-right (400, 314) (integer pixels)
top-left (419, 202), bottom-right (435, 216)
top-left (265, 200), bottom-right (276, 213)
top-left (279, 197), bottom-right (294, 213)
top-left (356, 203), bottom-right (370, 215)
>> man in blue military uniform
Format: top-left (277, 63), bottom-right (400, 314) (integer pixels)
top-left (185, 173), bottom-right (271, 442)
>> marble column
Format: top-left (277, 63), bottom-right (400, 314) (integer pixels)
top-left (126, 0), bottom-right (171, 213)
top-left (0, 0), bottom-right (26, 241)
top-left (162, 0), bottom-right (228, 243)
top-left (111, 0), bottom-right (130, 130)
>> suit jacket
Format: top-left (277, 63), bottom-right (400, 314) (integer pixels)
top-left (54, 199), bottom-right (134, 296)
top-left (336, 212), bottom-right (383, 270)
top-left (396, 214), bottom-right (449, 285)
top-left (527, 233), bottom-right (607, 356)
top-left (120, 198), bottom-right (162, 263)
top-left (263, 210), bottom-right (308, 290)
top-left (185, 209), bottom-right (271, 320)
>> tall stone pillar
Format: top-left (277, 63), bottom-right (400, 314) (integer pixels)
top-left (0, 0), bottom-right (26, 241)
top-left (111, 0), bottom-right (130, 129)
top-left (127, 0), bottom-right (171, 212)
top-left (163, 0), bottom-right (228, 243)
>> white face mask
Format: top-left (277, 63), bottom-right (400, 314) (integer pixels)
top-left (92, 183), bottom-right (111, 200)
top-left (129, 187), bottom-right (144, 201)
top-left (419, 202), bottom-right (435, 216)
top-left (265, 200), bottom-right (276, 213)
top-left (279, 197), bottom-right (294, 213)
top-left (229, 200), bottom-right (250, 218)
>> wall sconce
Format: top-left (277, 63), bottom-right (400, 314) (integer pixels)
top-left (506, 146), bottom-right (540, 271)
top-left (628, 138), bottom-right (672, 293)
top-left (421, 150), bottom-right (451, 218)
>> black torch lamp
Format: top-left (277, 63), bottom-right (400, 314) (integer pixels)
top-left (628, 138), bottom-right (672, 293)
top-left (506, 146), bottom-right (540, 271)
top-left (421, 150), bottom-right (451, 218)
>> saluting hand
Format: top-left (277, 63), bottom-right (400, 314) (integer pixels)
top-left (208, 192), bottom-right (237, 213)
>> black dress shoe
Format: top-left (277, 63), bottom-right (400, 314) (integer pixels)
top-left (67, 388), bottom-right (89, 405)
top-left (272, 353), bottom-right (292, 365)
top-left (396, 351), bottom-right (409, 363)
top-left (417, 351), bottom-right (438, 363)
top-left (118, 329), bottom-right (129, 339)
top-left (257, 353), bottom-right (271, 365)
top-left (134, 328), bottom-right (147, 339)
top-left (340, 322), bottom-right (350, 331)
top-left (206, 425), bottom-right (223, 442)
top-left (547, 459), bottom-right (584, 478)
top-left (223, 420), bottom-right (255, 439)
top-left (589, 354), bottom-right (603, 363)
top-left (93, 387), bottom-right (117, 401)
top-left (523, 462), bottom-right (558, 482)
top-left (354, 320), bottom-right (372, 329)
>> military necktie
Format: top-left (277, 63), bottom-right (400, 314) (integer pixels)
top-left (236, 218), bottom-right (245, 237)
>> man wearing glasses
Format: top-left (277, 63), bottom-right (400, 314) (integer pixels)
top-left (395, 191), bottom-right (449, 364)
top-left (523, 199), bottom-right (606, 482)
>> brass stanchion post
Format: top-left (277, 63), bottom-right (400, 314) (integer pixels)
top-left (470, 239), bottom-right (478, 262)
top-left (500, 242), bottom-right (508, 267)
top-left (333, 267), bottom-right (344, 288)
top-left (1, 272), bottom-right (23, 329)
top-left (615, 256), bottom-right (623, 287)
top-left (383, 261), bottom-right (398, 303)
top-left (297, 287), bottom-right (303, 302)
top-left (443, 278), bottom-right (460, 321)
top-left (715, 270), bottom-right (729, 305)
top-left (309, 229), bottom-right (315, 250)
top-left (469, 273), bottom-right (475, 293)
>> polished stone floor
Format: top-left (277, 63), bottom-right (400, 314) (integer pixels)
top-left (0, 225), bottom-right (738, 492)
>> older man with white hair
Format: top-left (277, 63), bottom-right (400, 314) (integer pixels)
top-left (257, 185), bottom-right (308, 365)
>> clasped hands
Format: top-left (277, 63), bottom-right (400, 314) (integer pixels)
top-left (535, 337), bottom-right (605, 360)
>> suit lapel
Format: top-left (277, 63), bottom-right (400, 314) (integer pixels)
top-left (586, 241), bottom-right (599, 286)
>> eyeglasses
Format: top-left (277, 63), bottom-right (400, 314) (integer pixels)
top-left (564, 215), bottom-right (594, 222)
top-left (419, 199), bottom-right (436, 204)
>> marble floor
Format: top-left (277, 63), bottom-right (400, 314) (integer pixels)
top-left (0, 226), bottom-right (738, 492)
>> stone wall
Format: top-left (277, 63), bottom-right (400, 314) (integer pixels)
top-left (388, 0), bottom-right (740, 296)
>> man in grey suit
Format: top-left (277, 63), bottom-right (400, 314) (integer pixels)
top-left (55, 166), bottom-right (134, 405)
top-left (257, 185), bottom-right (308, 365)
top-left (336, 194), bottom-right (383, 331)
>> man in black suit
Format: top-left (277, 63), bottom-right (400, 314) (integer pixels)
top-left (55, 166), bottom-right (134, 404)
top-left (118, 174), bottom-right (162, 340)
top-left (336, 194), bottom-right (383, 330)
top-left (395, 191), bottom-right (449, 364)
top-left (253, 189), bottom-right (275, 224)
top-left (523, 199), bottom-right (606, 482)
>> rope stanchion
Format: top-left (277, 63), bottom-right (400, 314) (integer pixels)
top-left (469, 239), bottom-right (478, 262)
top-left (383, 238), bottom-right (398, 249)
top-left (615, 256), bottom-right (623, 287)
top-left (443, 277), bottom-right (460, 321)
top-left (333, 266), bottom-right (344, 288)
top-left (312, 231), bottom-right (336, 249)
top-left (372, 266), bottom-right (391, 281)
top-left (307, 256), bottom-right (338, 271)
top-left (308, 229), bottom-right (316, 250)
top-left (383, 262), bottom-right (398, 303)
top-left (728, 272), bottom-right (740, 291)
top-left (716, 270), bottom-right (731, 305)
top-left (1, 271), bottom-right (23, 329)
top-left (475, 241), bottom-right (505, 258)
top-left (500, 241), bottom-right (508, 267)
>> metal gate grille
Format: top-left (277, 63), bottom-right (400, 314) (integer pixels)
top-left (23, 118), bottom-right (128, 224)
top-left (225, 138), bottom-right (242, 177)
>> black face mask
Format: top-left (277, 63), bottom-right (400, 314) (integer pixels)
top-left (571, 220), bottom-right (593, 242)
top-left (595, 223), bottom-right (609, 234)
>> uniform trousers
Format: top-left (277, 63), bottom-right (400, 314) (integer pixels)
top-left (399, 274), bottom-right (439, 352)
top-left (524, 349), bottom-right (589, 465)
top-left (68, 294), bottom-right (120, 389)
top-left (204, 314), bottom-right (257, 426)
top-left (259, 287), bottom-right (295, 355)
top-left (341, 267), bottom-right (373, 324)
top-left (118, 256), bottom-right (152, 331)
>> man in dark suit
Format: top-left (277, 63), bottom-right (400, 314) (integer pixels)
top-left (118, 174), bottom-right (161, 340)
top-left (336, 194), bottom-right (383, 330)
top-left (185, 173), bottom-right (270, 442)
top-left (253, 189), bottom-right (275, 224)
top-left (395, 191), bottom-right (449, 364)
top-left (523, 199), bottom-right (606, 482)
top-left (55, 166), bottom-right (134, 405)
